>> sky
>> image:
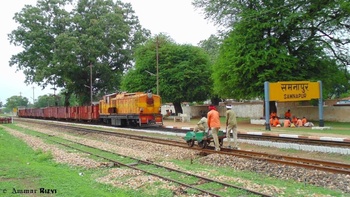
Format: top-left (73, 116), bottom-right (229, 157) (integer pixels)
top-left (0, 0), bottom-right (217, 104)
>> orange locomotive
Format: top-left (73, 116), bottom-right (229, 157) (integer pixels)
top-left (17, 92), bottom-right (163, 127)
top-left (99, 91), bottom-right (163, 126)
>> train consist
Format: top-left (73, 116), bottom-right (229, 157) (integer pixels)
top-left (17, 92), bottom-right (163, 127)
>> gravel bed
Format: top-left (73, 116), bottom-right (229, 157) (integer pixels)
top-left (199, 154), bottom-right (350, 193)
top-left (4, 123), bottom-right (350, 196)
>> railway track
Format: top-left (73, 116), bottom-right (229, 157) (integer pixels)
top-left (16, 118), bottom-right (350, 175)
top-left (16, 118), bottom-right (350, 149)
top-left (237, 133), bottom-right (350, 148)
top-left (16, 125), bottom-right (270, 197)
top-left (142, 127), bottom-right (350, 149)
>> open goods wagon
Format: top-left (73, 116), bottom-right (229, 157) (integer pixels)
top-left (18, 105), bottom-right (100, 122)
top-left (17, 92), bottom-right (163, 127)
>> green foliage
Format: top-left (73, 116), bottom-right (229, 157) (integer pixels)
top-left (121, 34), bottom-right (213, 105)
top-left (9, 0), bottom-right (150, 106)
top-left (3, 96), bottom-right (29, 113)
top-left (34, 94), bottom-right (63, 107)
top-left (194, 0), bottom-right (350, 99)
top-left (198, 34), bottom-right (222, 64)
top-left (34, 91), bottom-right (79, 107)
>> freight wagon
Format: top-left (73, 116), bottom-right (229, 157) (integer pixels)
top-left (17, 92), bottom-right (163, 127)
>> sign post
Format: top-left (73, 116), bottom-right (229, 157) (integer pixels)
top-left (264, 81), bottom-right (323, 130)
top-left (264, 82), bottom-right (271, 131)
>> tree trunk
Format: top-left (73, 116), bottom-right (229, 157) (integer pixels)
top-left (64, 91), bottom-right (71, 107)
top-left (173, 102), bottom-right (183, 115)
top-left (210, 95), bottom-right (221, 106)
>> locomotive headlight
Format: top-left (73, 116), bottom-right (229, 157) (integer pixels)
top-left (147, 93), bottom-right (152, 98)
top-left (140, 108), bottom-right (144, 113)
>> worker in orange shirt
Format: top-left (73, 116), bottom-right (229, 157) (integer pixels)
top-left (272, 117), bottom-right (280, 127)
top-left (207, 105), bottom-right (221, 151)
top-left (292, 116), bottom-right (298, 125)
top-left (270, 111), bottom-right (277, 119)
top-left (284, 119), bottom-right (291, 127)
top-left (301, 117), bottom-right (307, 126)
top-left (269, 117), bottom-right (274, 126)
top-left (284, 109), bottom-right (291, 120)
top-left (296, 118), bottom-right (303, 127)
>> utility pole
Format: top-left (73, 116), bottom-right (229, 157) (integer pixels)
top-left (156, 36), bottom-right (159, 95)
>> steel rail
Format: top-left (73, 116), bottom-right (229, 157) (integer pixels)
top-left (16, 119), bottom-right (350, 175)
top-left (44, 137), bottom-right (270, 197)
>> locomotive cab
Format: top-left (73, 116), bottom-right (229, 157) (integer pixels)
top-left (99, 92), bottom-right (163, 126)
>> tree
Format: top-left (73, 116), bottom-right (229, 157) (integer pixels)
top-left (121, 35), bottom-right (212, 114)
top-left (198, 35), bottom-right (223, 105)
top-left (198, 34), bottom-right (222, 64)
top-left (34, 94), bottom-right (61, 108)
top-left (34, 91), bottom-right (79, 108)
top-left (3, 96), bottom-right (29, 113)
top-left (9, 0), bottom-right (150, 106)
top-left (193, 0), bottom-right (350, 99)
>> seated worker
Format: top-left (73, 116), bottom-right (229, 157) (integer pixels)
top-left (194, 115), bottom-right (208, 132)
top-left (296, 118), bottom-right (303, 127)
top-left (272, 117), bottom-right (281, 127)
top-left (292, 116), bottom-right (298, 125)
top-left (284, 109), bottom-right (291, 120)
top-left (301, 117), bottom-right (307, 126)
top-left (270, 111), bottom-right (277, 119)
top-left (283, 119), bottom-right (291, 127)
top-left (269, 117), bottom-right (274, 126)
top-left (302, 117), bottom-right (315, 127)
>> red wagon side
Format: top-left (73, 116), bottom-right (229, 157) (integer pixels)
top-left (78, 105), bottom-right (99, 121)
top-left (57, 107), bottom-right (69, 119)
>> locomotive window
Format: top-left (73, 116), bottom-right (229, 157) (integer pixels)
top-left (147, 97), bottom-right (154, 105)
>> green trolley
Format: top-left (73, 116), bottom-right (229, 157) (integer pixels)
top-left (184, 130), bottom-right (225, 149)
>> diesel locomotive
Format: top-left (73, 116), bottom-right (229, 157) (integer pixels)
top-left (17, 91), bottom-right (163, 127)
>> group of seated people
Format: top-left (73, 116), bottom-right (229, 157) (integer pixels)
top-left (269, 109), bottom-right (314, 127)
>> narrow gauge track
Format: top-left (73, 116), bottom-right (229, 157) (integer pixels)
top-left (142, 127), bottom-right (350, 148)
top-left (63, 126), bottom-right (350, 175)
top-left (18, 119), bottom-right (350, 175)
top-left (36, 132), bottom-right (270, 197)
top-left (237, 134), bottom-right (350, 148)
top-left (16, 118), bottom-right (350, 148)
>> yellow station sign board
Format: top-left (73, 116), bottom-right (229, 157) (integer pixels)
top-left (269, 81), bottom-right (320, 102)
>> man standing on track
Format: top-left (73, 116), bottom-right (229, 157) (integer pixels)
top-left (225, 105), bottom-right (239, 149)
top-left (207, 105), bottom-right (221, 151)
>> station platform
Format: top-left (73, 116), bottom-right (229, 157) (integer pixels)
top-left (162, 119), bottom-right (350, 143)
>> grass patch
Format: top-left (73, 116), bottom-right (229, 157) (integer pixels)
top-left (2, 123), bottom-right (347, 196)
top-left (0, 127), bottom-right (131, 197)
top-left (0, 126), bottom-right (172, 197)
